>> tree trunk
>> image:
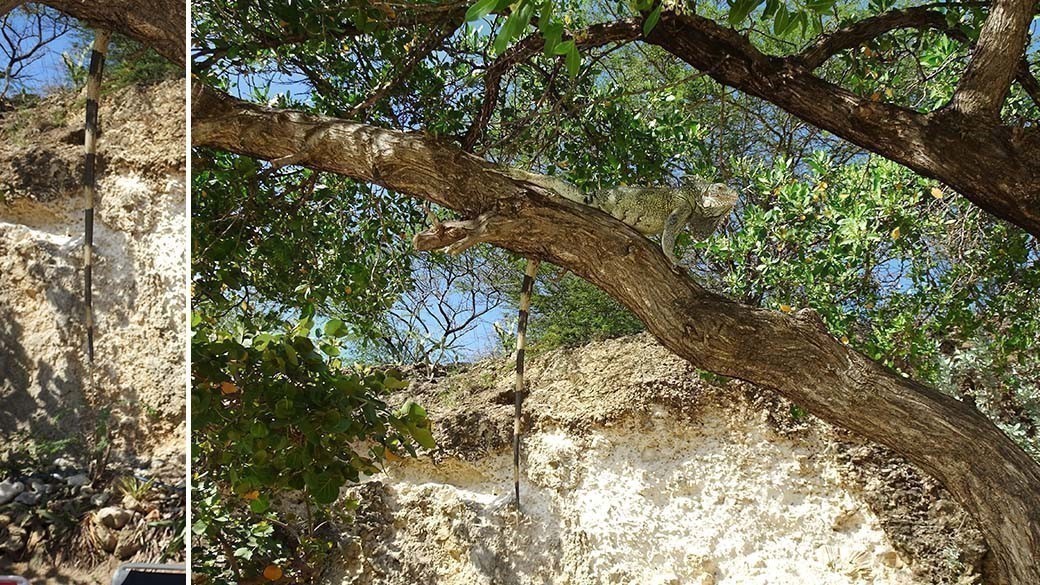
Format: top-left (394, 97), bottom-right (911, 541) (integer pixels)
top-left (192, 83), bottom-right (1040, 584)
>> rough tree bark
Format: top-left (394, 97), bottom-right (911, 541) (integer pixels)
top-left (0, 0), bottom-right (184, 66)
top-left (192, 83), bottom-right (1040, 584)
top-left (25, 0), bottom-right (1031, 231)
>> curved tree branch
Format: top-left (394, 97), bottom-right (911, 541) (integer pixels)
top-left (798, 7), bottom-right (953, 68)
top-left (192, 82), bottom-right (1040, 584)
top-left (798, 5), bottom-right (1039, 107)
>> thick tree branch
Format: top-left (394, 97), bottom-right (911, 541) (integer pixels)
top-left (951, 0), bottom-right (1036, 115)
top-left (460, 10), bottom-right (1040, 235)
top-left (645, 11), bottom-right (1040, 238)
top-left (1, 0), bottom-right (184, 66)
top-left (192, 82), bottom-right (1040, 584)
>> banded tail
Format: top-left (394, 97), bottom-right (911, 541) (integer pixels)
top-left (83, 30), bottom-right (111, 363)
top-left (514, 258), bottom-right (540, 508)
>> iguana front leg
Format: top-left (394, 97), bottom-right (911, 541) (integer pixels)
top-left (661, 205), bottom-right (692, 265)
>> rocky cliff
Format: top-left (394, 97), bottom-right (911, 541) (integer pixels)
top-left (0, 78), bottom-right (185, 458)
top-left (0, 79), bottom-right (186, 581)
top-left (321, 334), bottom-right (986, 585)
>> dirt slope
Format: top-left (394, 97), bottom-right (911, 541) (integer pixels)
top-left (325, 334), bottom-right (985, 585)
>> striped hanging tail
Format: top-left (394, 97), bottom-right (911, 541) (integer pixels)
top-left (514, 258), bottom-right (540, 509)
top-left (83, 30), bottom-right (111, 364)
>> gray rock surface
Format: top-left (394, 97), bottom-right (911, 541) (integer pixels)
top-left (0, 480), bottom-right (24, 505)
top-left (95, 506), bottom-right (131, 530)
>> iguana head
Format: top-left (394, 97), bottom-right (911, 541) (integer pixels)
top-left (702, 183), bottom-right (739, 216)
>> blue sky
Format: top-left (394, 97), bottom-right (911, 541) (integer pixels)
top-left (1, 9), bottom-right (84, 95)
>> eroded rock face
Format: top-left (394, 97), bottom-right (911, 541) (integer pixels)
top-left (0, 79), bottom-right (185, 459)
top-left (323, 334), bottom-right (986, 585)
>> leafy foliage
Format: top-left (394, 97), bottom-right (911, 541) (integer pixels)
top-left (101, 34), bottom-right (183, 87)
top-left (192, 150), bottom-right (419, 327)
top-left (191, 478), bottom-right (294, 582)
top-left (695, 156), bottom-right (1040, 456)
top-left (529, 273), bottom-right (646, 349)
top-left (192, 151), bottom-right (432, 578)
top-left (191, 304), bottom-right (436, 579)
top-left (192, 309), bottom-right (432, 502)
top-left (493, 265), bottom-right (646, 351)
top-left (63, 30), bottom-right (179, 91)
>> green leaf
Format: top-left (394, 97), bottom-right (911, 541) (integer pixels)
top-left (407, 402), bottom-right (427, 418)
top-left (762, 0), bottom-right (779, 18)
top-left (304, 470), bottom-right (344, 505)
top-left (493, 1), bottom-right (534, 54)
top-left (773, 5), bottom-right (792, 35)
top-left (285, 448), bottom-right (306, 470)
top-left (795, 11), bottom-right (809, 34)
top-left (727, 0), bottom-right (763, 25)
top-left (324, 318), bottom-right (349, 338)
top-left (541, 22), bottom-right (563, 56)
top-left (464, 0), bottom-right (498, 21)
top-left (643, 4), bottom-right (662, 35)
top-left (191, 519), bottom-right (209, 535)
top-left (275, 398), bottom-right (294, 418)
top-left (320, 342), bottom-right (341, 357)
top-left (249, 494), bottom-right (270, 513)
top-left (411, 424), bottom-right (436, 450)
top-left (553, 39), bottom-right (575, 56)
top-left (565, 45), bottom-right (581, 78)
top-left (253, 333), bottom-right (273, 350)
top-left (283, 341), bottom-right (298, 366)
top-left (384, 374), bottom-right (409, 390)
top-left (804, 0), bottom-right (836, 13)
top-left (538, 1), bottom-right (554, 31)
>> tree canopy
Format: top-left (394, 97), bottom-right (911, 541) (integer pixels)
top-left (188, 1), bottom-right (1038, 582)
